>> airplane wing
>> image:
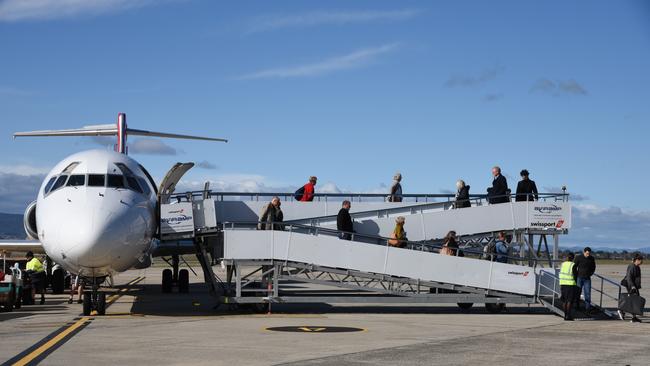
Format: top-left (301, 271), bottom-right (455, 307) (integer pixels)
top-left (0, 240), bottom-right (45, 254)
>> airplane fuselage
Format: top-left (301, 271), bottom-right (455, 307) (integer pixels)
top-left (35, 149), bottom-right (157, 278)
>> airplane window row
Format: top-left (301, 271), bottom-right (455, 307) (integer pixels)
top-left (44, 173), bottom-right (151, 197)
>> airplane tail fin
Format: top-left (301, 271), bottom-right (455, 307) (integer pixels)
top-left (13, 113), bottom-right (227, 154)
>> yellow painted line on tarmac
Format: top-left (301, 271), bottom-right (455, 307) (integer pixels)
top-left (11, 317), bottom-right (91, 366)
top-left (7, 275), bottom-right (146, 366)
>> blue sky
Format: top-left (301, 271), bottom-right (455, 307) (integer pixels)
top-left (0, 0), bottom-right (649, 247)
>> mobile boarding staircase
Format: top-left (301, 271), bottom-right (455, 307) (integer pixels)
top-left (159, 191), bottom-right (622, 319)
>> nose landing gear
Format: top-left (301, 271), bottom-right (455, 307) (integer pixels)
top-left (161, 254), bottom-right (190, 293)
top-left (82, 278), bottom-right (107, 316)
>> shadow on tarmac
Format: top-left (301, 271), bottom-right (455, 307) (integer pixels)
top-left (125, 283), bottom-right (555, 317)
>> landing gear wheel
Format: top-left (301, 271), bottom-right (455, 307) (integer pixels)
top-left (51, 268), bottom-right (65, 294)
top-left (96, 292), bottom-right (106, 316)
top-left (162, 269), bottom-right (173, 293)
top-left (178, 269), bottom-right (189, 293)
top-left (457, 303), bottom-right (474, 310)
top-left (485, 303), bottom-right (505, 314)
top-left (82, 293), bottom-right (92, 316)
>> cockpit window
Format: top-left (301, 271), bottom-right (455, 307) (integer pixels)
top-left (126, 176), bottom-right (143, 193)
top-left (61, 162), bottom-right (80, 174)
top-left (137, 177), bottom-right (152, 196)
top-left (66, 175), bottom-right (85, 187)
top-left (50, 175), bottom-right (68, 192)
top-left (138, 164), bottom-right (158, 195)
top-left (88, 174), bottom-right (105, 187)
top-left (107, 174), bottom-right (125, 188)
top-left (114, 163), bottom-right (135, 176)
top-left (115, 162), bottom-right (149, 195)
top-left (44, 176), bottom-right (57, 194)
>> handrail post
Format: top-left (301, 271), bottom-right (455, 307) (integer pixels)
top-left (552, 271), bottom-right (557, 308)
top-left (600, 277), bottom-right (604, 308)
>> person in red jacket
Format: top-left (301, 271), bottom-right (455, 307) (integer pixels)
top-left (300, 176), bottom-right (317, 201)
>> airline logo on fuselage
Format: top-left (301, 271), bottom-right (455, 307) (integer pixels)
top-left (164, 208), bottom-right (193, 223)
top-left (507, 271), bottom-right (530, 277)
top-left (162, 215), bottom-right (192, 224)
top-left (533, 205), bottom-right (562, 214)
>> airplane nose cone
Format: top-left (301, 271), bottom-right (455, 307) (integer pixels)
top-left (43, 190), bottom-right (155, 274)
top-left (63, 209), bottom-right (124, 267)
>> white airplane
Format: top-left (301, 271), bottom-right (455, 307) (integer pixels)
top-left (0, 113), bottom-right (226, 315)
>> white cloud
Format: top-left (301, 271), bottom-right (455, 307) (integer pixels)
top-left (178, 174), bottom-right (286, 194)
top-left (318, 182), bottom-right (342, 194)
top-left (0, 173), bottom-right (44, 213)
top-left (237, 43), bottom-right (399, 80)
top-left (129, 138), bottom-right (177, 155)
top-left (0, 0), bottom-right (156, 22)
top-left (544, 186), bottom-right (588, 201)
top-left (0, 164), bottom-right (51, 176)
top-left (246, 9), bottom-right (420, 33)
top-left (196, 160), bottom-right (218, 170)
top-left (91, 136), bottom-right (178, 155)
top-left (568, 204), bottom-right (650, 249)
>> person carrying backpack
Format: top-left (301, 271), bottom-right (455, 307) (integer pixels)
top-left (484, 239), bottom-right (498, 261)
top-left (295, 176), bottom-right (317, 202)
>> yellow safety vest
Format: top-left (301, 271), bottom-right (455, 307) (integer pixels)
top-left (26, 257), bottom-right (44, 272)
top-left (559, 261), bottom-right (576, 286)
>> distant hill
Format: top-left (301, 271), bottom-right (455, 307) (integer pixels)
top-left (563, 245), bottom-right (650, 254)
top-left (0, 213), bottom-right (25, 239)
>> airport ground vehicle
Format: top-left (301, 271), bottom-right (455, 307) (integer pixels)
top-left (0, 265), bottom-right (24, 312)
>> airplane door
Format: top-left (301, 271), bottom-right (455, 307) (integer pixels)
top-left (158, 162), bottom-right (195, 204)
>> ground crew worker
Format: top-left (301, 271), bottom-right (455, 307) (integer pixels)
top-left (559, 252), bottom-right (579, 321)
top-left (25, 251), bottom-right (46, 304)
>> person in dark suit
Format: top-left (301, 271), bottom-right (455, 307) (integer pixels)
top-left (515, 169), bottom-right (539, 202)
top-left (487, 166), bottom-right (509, 204)
top-left (454, 179), bottom-right (471, 208)
top-left (337, 200), bottom-right (354, 240)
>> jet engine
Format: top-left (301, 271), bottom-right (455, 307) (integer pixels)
top-left (23, 200), bottom-right (38, 239)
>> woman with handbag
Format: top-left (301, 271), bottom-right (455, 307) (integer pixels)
top-left (618, 253), bottom-right (644, 323)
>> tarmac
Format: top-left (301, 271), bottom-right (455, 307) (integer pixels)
top-left (1, 264), bottom-right (649, 366)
